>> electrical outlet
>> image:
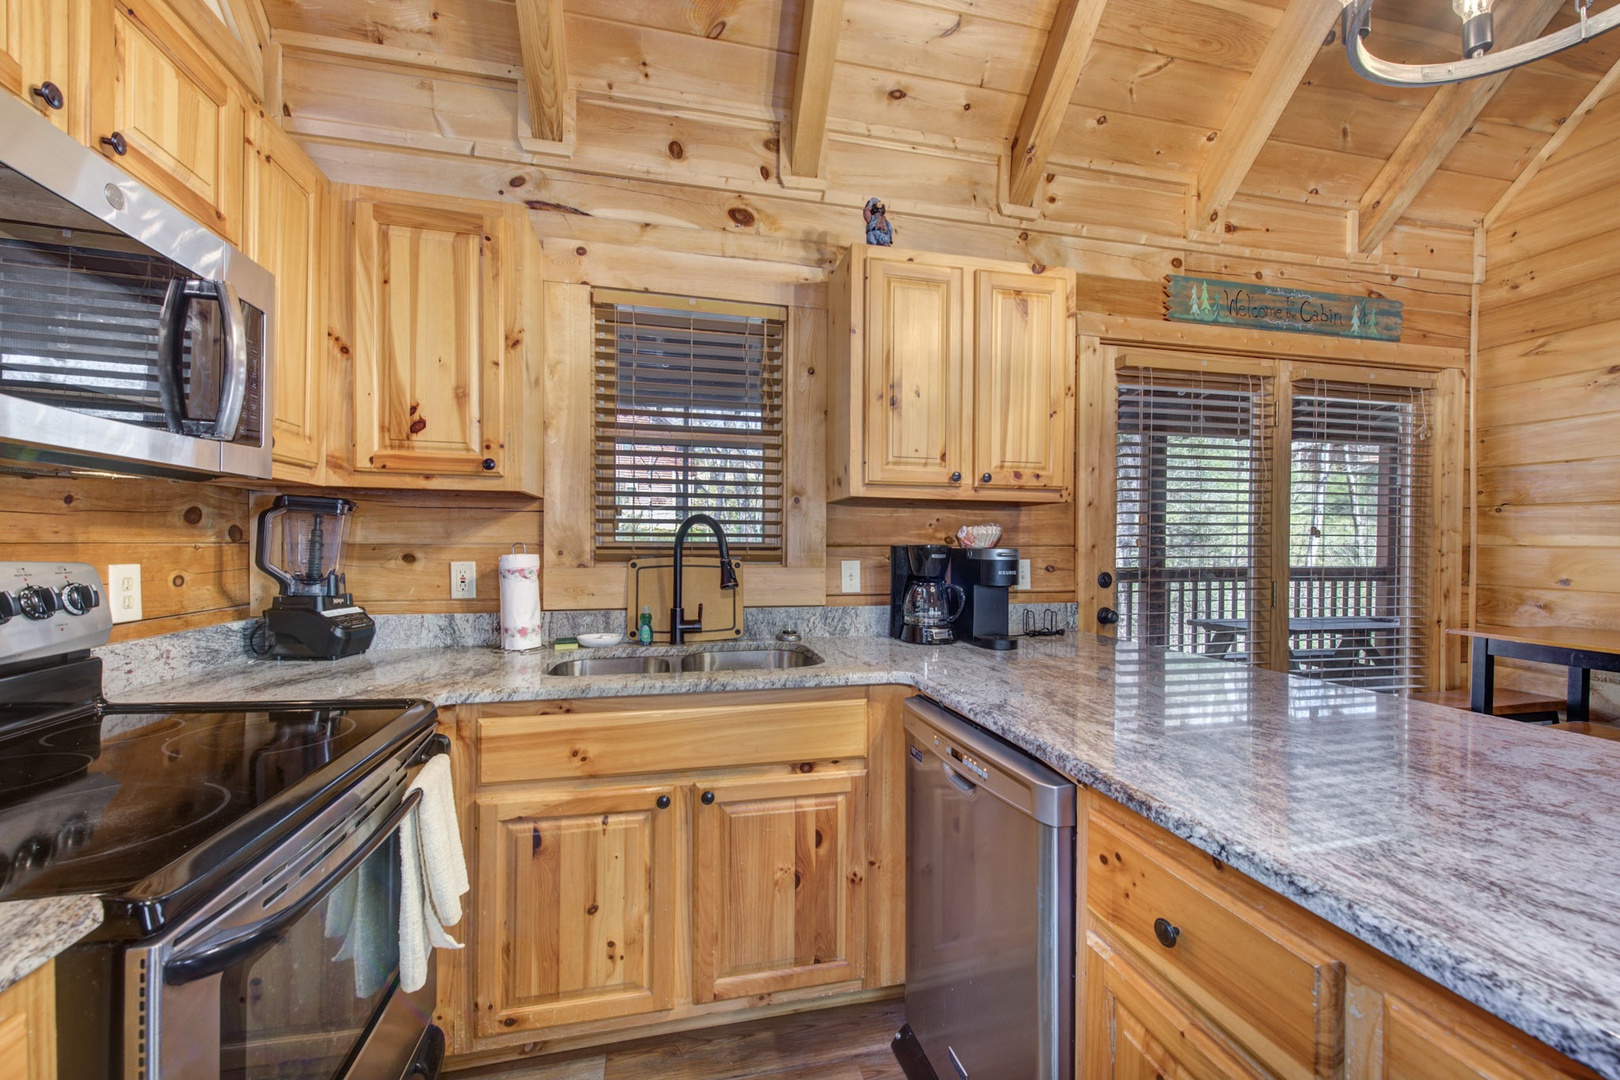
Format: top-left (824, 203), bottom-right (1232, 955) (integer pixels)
top-left (108, 563), bottom-right (143, 623)
top-left (841, 559), bottom-right (862, 593)
top-left (450, 561), bottom-right (477, 600)
top-left (1017, 558), bottom-right (1032, 591)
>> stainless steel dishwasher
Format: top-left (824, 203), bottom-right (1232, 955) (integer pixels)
top-left (894, 696), bottom-right (1076, 1080)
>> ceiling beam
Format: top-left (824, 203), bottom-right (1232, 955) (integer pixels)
top-left (1356, 0), bottom-right (1565, 254)
top-left (1188, 0), bottom-right (1343, 236)
top-left (1484, 52), bottom-right (1620, 229)
top-left (1007, 0), bottom-right (1109, 207)
top-left (786, 0), bottom-right (845, 179)
top-left (515, 0), bottom-right (569, 144)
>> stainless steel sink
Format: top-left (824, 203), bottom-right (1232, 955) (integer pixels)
top-left (546, 656), bottom-right (672, 676)
top-left (678, 648), bottom-right (821, 672)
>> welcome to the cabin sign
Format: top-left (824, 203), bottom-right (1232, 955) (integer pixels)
top-left (1166, 275), bottom-right (1403, 342)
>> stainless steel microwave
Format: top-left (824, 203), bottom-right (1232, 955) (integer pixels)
top-left (0, 92), bottom-right (273, 479)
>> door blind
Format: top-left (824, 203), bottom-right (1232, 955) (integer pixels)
top-left (1289, 380), bottom-right (1433, 693)
top-left (1115, 369), bottom-right (1274, 665)
top-left (592, 291), bottom-right (786, 557)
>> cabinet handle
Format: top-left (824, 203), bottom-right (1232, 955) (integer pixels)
top-left (481, 457), bottom-right (496, 471)
top-left (1153, 917), bottom-right (1181, 949)
top-left (656, 795), bottom-right (671, 810)
top-left (981, 472), bottom-right (993, 484)
top-left (700, 790), bottom-right (715, 805)
top-left (949, 471), bottom-right (962, 483)
top-left (101, 132), bottom-right (128, 156)
top-left (32, 82), bottom-right (64, 111)
top-left (1097, 607), bottom-right (1119, 625)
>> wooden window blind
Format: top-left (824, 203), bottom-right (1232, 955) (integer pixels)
top-left (592, 290), bottom-right (786, 558)
top-left (1114, 369), bottom-right (1275, 665)
top-left (1289, 380), bottom-right (1433, 693)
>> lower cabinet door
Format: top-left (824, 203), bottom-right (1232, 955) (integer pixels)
top-left (474, 783), bottom-right (678, 1035)
top-left (1380, 994), bottom-right (1591, 1080)
top-left (1083, 929), bottom-right (1271, 1080)
top-left (691, 770), bottom-right (866, 1002)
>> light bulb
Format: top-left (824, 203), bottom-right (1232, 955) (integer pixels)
top-left (1452, 0), bottom-right (1495, 57)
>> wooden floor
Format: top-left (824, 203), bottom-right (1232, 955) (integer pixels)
top-left (452, 1000), bottom-right (910, 1080)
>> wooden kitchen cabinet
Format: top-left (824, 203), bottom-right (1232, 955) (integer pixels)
top-left (88, 0), bottom-right (245, 241)
top-left (1, 0), bottom-right (85, 138)
top-left (828, 244), bottom-right (1075, 503)
top-left (691, 770), bottom-right (866, 1003)
top-left (244, 112), bottom-right (328, 479)
top-left (474, 781), bottom-right (679, 1033)
top-left (0, 962), bottom-right (56, 1080)
top-left (344, 189), bottom-right (542, 494)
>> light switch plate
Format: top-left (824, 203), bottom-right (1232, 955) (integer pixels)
top-left (108, 563), bottom-right (142, 623)
top-left (841, 559), bottom-right (861, 593)
top-left (1017, 558), bottom-right (1032, 591)
top-left (450, 560), bottom-right (477, 599)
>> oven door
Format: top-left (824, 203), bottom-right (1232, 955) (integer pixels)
top-left (134, 745), bottom-right (446, 1080)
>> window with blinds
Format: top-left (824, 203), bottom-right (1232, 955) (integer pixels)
top-left (1115, 369), bottom-right (1274, 665)
top-left (1289, 380), bottom-right (1433, 693)
top-left (592, 290), bottom-right (786, 558)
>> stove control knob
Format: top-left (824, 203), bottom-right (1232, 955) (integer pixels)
top-left (17, 586), bottom-right (58, 620)
top-left (0, 592), bottom-right (17, 624)
top-left (14, 835), bottom-right (50, 871)
top-left (61, 582), bottom-right (99, 615)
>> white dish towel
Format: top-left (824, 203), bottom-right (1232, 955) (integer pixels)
top-left (399, 753), bottom-right (470, 993)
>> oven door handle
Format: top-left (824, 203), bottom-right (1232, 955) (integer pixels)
top-left (163, 786), bottom-right (422, 987)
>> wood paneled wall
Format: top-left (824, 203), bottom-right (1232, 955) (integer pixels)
top-left (1477, 88), bottom-right (1620, 715)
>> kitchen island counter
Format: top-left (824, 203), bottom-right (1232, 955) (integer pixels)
top-left (111, 634), bottom-right (1620, 1079)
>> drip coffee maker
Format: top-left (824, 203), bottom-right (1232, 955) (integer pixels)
top-left (889, 545), bottom-right (965, 645)
top-left (254, 495), bottom-right (375, 660)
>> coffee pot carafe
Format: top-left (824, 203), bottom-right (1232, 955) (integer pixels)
top-left (903, 580), bottom-right (965, 636)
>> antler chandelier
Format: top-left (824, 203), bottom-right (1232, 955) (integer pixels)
top-left (1344, 0), bottom-right (1620, 86)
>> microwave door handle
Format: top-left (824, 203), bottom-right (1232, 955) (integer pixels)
top-left (212, 279), bottom-right (248, 440)
top-left (154, 278), bottom-right (190, 434)
top-left (163, 786), bottom-right (423, 987)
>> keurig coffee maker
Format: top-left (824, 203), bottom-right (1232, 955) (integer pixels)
top-left (890, 545), bottom-right (964, 645)
top-left (948, 547), bottom-right (1020, 650)
top-left (254, 495), bottom-right (376, 660)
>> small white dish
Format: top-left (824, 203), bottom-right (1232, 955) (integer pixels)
top-left (578, 632), bottom-right (625, 648)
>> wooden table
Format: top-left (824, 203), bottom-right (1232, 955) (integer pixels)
top-left (1449, 625), bottom-right (1620, 722)
top-left (1191, 616), bottom-right (1400, 671)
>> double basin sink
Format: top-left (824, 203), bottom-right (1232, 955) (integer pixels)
top-left (547, 647), bottom-right (820, 677)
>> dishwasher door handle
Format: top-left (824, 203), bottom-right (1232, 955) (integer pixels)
top-left (942, 760), bottom-right (979, 795)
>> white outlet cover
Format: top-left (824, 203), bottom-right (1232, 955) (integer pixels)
top-left (1017, 558), bottom-right (1032, 591)
top-left (450, 560), bottom-right (477, 599)
top-left (108, 563), bottom-right (143, 623)
top-left (841, 559), bottom-right (862, 593)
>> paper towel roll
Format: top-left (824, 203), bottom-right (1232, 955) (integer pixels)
top-left (498, 550), bottom-right (543, 651)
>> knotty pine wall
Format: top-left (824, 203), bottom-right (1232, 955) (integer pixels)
top-left (1477, 88), bottom-right (1620, 716)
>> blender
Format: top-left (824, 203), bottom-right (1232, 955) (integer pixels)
top-left (253, 495), bottom-right (376, 660)
top-left (889, 545), bottom-right (965, 645)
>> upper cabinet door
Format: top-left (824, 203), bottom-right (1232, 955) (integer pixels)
top-left (3, 1), bottom-right (85, 138)
top-left (0, 0), bottom-right (22, 100)
top-left (89, 0), bottom-right (244, 240)
top-left (863, 258), bottom-right (966, 490)
top-left (244, 114), bottom-right (326, 476)
top-left (973, 271), bottom-right (1073, 498)
top-left (351, 196), bottom-right (511, 480)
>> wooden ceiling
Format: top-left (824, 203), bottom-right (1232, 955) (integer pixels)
top-left (258, 0), bottom-right (1620, 276)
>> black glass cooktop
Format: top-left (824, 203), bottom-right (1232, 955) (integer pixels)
top-left (0, 694), bottom-right (432, 928)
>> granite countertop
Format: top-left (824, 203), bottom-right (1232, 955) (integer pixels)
top-left (115, 635), bottom-right (1620, 1078)
top-left (0, 896), bottom-right (102, 993)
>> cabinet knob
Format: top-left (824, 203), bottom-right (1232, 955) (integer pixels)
top-left (32, 82), bottom-right (64, 111)
top-left (1153, 917), bottom-right (1181, 949)
top-left (950, 471), bottom-right (962, 483)
top-left (481, 457), bottom-right (496, 471)
top-left (700, 790), bottom-right (715, 805)
top-left (656, 795), bottom-right (671, 810)
top-left (101, 131), bottom-right (128, 156)
top-left (981, 472), bottom-right (993, 484)
top-left (1097, 607), bottom-right (1119, 625)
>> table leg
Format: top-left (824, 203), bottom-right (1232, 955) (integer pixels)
top-left (1470, 637), bottom-right (1495, 715)
top-left (1568, 667), bottom-right (1592, 723)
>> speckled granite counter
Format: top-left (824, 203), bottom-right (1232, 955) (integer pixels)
top-left (114, 634), bottom-right (1620, 1078)
top-left (0, 896), bottom-right (102, 993)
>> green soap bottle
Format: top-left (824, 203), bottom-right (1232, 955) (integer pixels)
top-left (638, 605), bottom-right (654, 645)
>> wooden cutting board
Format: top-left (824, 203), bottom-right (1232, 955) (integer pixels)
top-left (625, 557), bottom-right (745, 642)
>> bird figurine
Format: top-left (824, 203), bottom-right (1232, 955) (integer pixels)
top-left (864, 198), bottom-right (894, 246)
